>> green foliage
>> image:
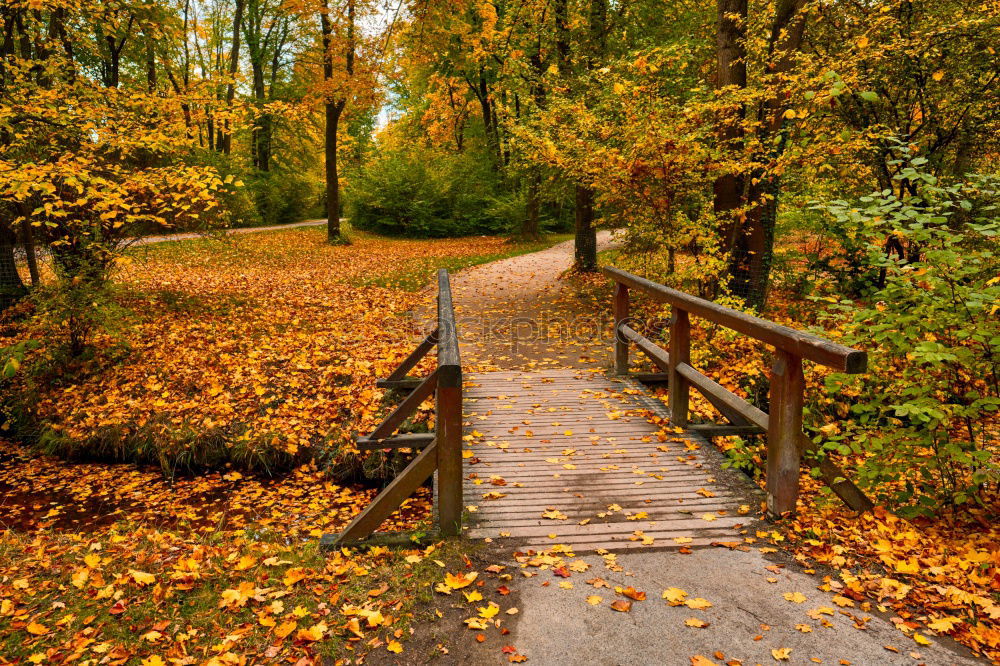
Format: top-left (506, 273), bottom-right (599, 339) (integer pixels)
top-left (346, 147), bottom-right (515, 237)
top-left (249, 170), bottom-right (323, 227)
top-left (1, 340), bottom-right (39, 380)
top-left (816, 168), bottom-right (1000, 515)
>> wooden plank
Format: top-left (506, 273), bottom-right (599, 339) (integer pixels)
top-left (436, 269), bottom-right (461, 372)
top-left (367, 370), bottom-right (439, 440)
top-left (689, 423), bottom-right (764, 437)
top-left (466, 515), bottom-right (746, 538)
top-left (631, 372), bottom-right (671, 384)
top-left (468, 496), bottom-right (742, 515)
top-left (466, 490), bottom-right (741, 507)
top-left (619, 324), bottom-right (670, 371)
top-left (603, 266), bottom-right (868, 373)
top-left (677, 362), bottom-right (766, 427)
top-left (334, 443), bottom-right (439, 544)
top-left (379, 328), bottom-right (438, 385)
top-left (356, 433), bottom-right (436, 450)
top-left (376, 377), bottom-right (423, 390)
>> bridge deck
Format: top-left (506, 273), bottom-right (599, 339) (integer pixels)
top-left (462, 369), bottom-right (757, 552)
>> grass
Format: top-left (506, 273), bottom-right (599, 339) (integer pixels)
top-left (0, 523), bottom-right (472, 662)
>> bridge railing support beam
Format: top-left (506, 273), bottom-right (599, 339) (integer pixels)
top-left (767, 350), bottom-right (804, 516)
top-left (613, 283), bottom-right (629, 374)
top-left (668, 308), bottom-right (690, 427)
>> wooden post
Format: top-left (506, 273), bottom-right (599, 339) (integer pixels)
top-left (767, 349), bottom-right (804, 517)
top-left (613, 282), bottom-right (629, 374)
top-left (436, 367), bottom-right (463, 535)
top-left (668, 308), bottom-right (690, 426)
top-left (435, 268), bottom-right (463, 536)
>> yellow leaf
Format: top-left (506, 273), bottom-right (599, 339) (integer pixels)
top-left (932, 70), bottom-right (944, 82)
top-left (130, 570), bottom-right (155, 586)
top-left (783, 592), bottom-right (807, 604)
top-left (685, 597), bottom-right (712, 610)
top-left (479, 602), bottom-right (500, 619)
top-left (662, 587), bottom-right (688, 604)
top-left (84, 553), bottom-right (101, 568)
top-left (685, 617), bottom-right (709, 628)
top-left (296, 622), bottom-right (327, 642)
top-left (387, 640), bottom-right (403, 653)
top-left (71, 568), bottom-right (89, 589)
top-left (445, 571), bottom-right (478, 589)
top-left (26, 621), bottom-right (48, 636)
top-left (586, 595), bottom-right (602, 605)
top-left (913, 633), bottom-right (932, 646)
top-left (234, 555), bottom-right (257, 571)
top-left (700, 513), bottom-right (717, 522)
top-left (927, 616), bottom-right (961, 633)
top-left (283, 567), bottom-right (307, 586)
top-left (771, 647), bottom-right (792, 661)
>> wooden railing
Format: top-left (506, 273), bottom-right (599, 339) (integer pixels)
top-left (325, 269), bottom-right (463, 546)
top-left (604, 266), bottom-right (874, 516)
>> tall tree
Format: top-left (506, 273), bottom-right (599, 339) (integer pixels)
top-left (320, 0), bottom-right (354, 242)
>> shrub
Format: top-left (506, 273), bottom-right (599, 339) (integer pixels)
top-left (814, 168), bottom-right (1000, 516)
top-left (250, 170), bottom-right (323, 227)
top-left (346, 147), bottom-right (512, 237)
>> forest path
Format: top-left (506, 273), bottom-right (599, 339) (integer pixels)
top-left (444, 229), bottom-right (619, 371)
top-left (134, 218), bottom-right (328, 246)
top-left (412, 236), bottom-right (985, 666)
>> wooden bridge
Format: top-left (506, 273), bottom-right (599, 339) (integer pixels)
top-left (325, 267), bottom-right (872, 552)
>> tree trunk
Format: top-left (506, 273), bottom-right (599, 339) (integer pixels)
top-left (524, 170), bottom-right (542, 240)
top-left (321, 0), bottom-right (354, 242)
top-left (0, 224), bottom-right (25, 311)
top-left (571, 0), bottom-right (605, 272)
top-left (725, 0), bottom-right (807, 310)
top-left (712, 0), bottom-right (747, 225)
top-left (325, 100), bottom-right (344, 239)
top-left (574, 185), bottom-right (597, 271)
top-left (222, 0), bottom-right (245, 155)
top-left (145, 31), bottom-right (157, 92)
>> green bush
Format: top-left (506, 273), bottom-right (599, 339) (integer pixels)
top-left (346, 147), bottom-right (513, 237)
top-left (251, 170), bottom-right (323, 227)
top-left (814, 166), bottom-right (1000, 516)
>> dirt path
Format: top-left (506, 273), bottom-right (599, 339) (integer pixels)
top-left (446, 230), bottom-right (619, 371)
top-left (134, 218), bottom-right (329, 246)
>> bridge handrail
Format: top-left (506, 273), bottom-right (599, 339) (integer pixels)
top-left (603, 266), bottom-right (873, 516)
top-left (325, 269), bottom-right (463, 547)
top-left (603, 266), bottom-right (865, 373)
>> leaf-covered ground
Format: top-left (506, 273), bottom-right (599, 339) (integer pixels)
top-left (2, 227), bottom-right (565, 477)
top-left (1, 230), bottom-right (996, 664)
